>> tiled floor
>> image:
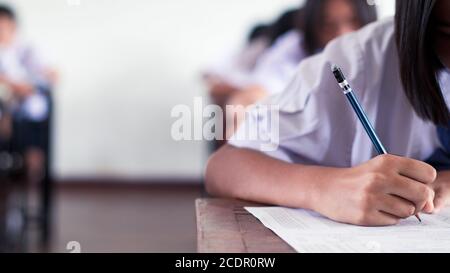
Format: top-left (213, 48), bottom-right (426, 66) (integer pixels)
top-left (48, 183), bottom-right (203, 253)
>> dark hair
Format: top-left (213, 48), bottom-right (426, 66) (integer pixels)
top-left (247, 24), bottom-right (272, 43)
top-left (303, 0), bottom-right (377, 56)
top-left (395, 0), bottom-right (449, 125)
top-left (268, 8), bottom-right (304, 45)
top-left (0, 5), bottom-right (15, 21)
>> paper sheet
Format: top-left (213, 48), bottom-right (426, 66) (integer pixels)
top-left (245, 206), bottom-right (450, 253)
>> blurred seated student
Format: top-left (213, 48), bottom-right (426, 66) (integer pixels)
top-left (228, 0), bottom-right (377, 109)
top-left (203, 24), bottom-right (272, 107)
top-left (225, 0), bottom-right (377, 139)
top-left (206, 0), bottom-right (450, 226)
top-left (0, 5), bottom-right (57, 181)
top-left (204, 8), bottom-right (301, 107)
top-left (249, 0), bottom-right (376, 96)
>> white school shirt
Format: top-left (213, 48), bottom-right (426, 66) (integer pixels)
top-left (204, 37), bottom-right (270, 88)
top-left (229, 18), bottom-right (448, 167)
top-left (0, 39), bottom-right (52, 121)
top-left (250, 30), bottom-right (307, 95)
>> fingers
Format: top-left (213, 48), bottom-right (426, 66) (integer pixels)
top-left (376, 155), bottom-right (437, 214)
top-left (423, 200), bottom-right (435, 214)
top-left (377, 194), bottom-right (416, 219)
top-left (434, 194), bottom-right (447, 214)
top-left (393, 155), bottom-right (437, 184)
top-left (369, 211), bottom-right (400, 226)
top-left (384, 175), bottom-right (435, 211)
top-left (433, 184), bottom-right (450, 214)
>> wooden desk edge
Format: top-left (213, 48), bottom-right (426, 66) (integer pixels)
top-left (195, 198), bottom-right (295, 253)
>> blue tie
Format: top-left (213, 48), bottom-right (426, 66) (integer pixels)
top-left (427, 70), bottom-right (450, 169)
top-left (426, 125), bottom-right (450, 170)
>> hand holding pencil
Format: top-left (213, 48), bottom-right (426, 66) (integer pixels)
top-left (330, 64), bottom-right (436, 223)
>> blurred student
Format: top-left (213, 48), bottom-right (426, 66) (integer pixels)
top-left (0, 5), bottom-right (56, 180)
top-left (229, 0), bottom-right (377, 109)
top-left (252, 0), bottom-right (377, 96)
top-left (204, 8), bottom-right (302, 106)
top-left (206, 0), bottom-right (450, 226)
top-left (204, 24), bottom-right (272, 107)
top-left (224, 0), bottom-right (377, 140)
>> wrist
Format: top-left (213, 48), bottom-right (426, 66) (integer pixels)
top-left (316, 166), bottom-right (358, 217)
top-left (292, 165), bottom-right (352, 212)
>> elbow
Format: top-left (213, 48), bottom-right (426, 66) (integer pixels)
top-left (204, 145), bottom-right (236, 198)
top-left (204, 151), bottom-right (222, 197)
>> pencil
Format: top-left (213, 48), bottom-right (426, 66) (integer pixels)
top-left (331, 64), bottom-right (422, 223)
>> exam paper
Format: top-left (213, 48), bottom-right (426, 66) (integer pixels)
top-left (245, 206), bottom-right (450, 253)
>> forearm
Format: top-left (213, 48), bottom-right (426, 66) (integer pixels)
top-left (205, 144), bottom-right (343, 210)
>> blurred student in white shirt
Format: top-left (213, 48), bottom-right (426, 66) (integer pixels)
top-left (0, 5), bottom-right (57, 180)
top-left (230, 0), bottom-right (377, 107)
top-left (204, 9), bottom-right (302, 107)
top-left (203, 24), bottom-right (273, 107)
top-left (225, 0), bottom-right (377, 139)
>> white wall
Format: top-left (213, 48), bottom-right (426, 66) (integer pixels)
top-left (3, 0), bottom-right (302, 180)
top-left (1, 0), bottom-right (394, 181)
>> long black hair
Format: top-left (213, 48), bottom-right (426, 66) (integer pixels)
top-left (303, 0), bottom-right (377, 56)
top-left (246, 9), bottom-right (303, 46)
top-left (269, 8), bottom-right (304, 45)
top-left (247, 24), bottom-right (272, 43)
top-left (395, 0), bottom-right (449, 125)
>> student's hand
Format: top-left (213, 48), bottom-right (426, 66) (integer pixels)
top-left (314, 154), bottom-right (437, 226)
top-left (208, 81), bottom-right (239, 106)
top-left (10, 82), bottom-right (34, 98)
top-left (224, 86), bottom-right (268, 139)
top-left (210, 81), bottom-right (238, 96)
top-left (0, 76), bottom-right (34, 98)
top-left (431, 171), bottom-right (450, 213)
top-left (228, 85), bottom-right (267, 107)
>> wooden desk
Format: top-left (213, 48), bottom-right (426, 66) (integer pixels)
top-left (195, 198), bottom-right (295, 253)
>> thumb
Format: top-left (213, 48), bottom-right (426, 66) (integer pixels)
top-left (421, 188), bottom-right (435, 214)
top-left (433, 194), bottom-right (446, 214)
top-left (423, 199), bottom-right (435, 214)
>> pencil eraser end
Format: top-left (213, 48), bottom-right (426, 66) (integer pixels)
top-left (331, 63), bottom-right (339, 72)
top-left (331, 64), bottom-right (345, 83)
